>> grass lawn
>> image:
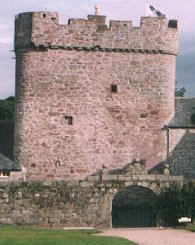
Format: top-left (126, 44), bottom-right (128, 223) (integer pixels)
top-left (175, 224), bottom-right (195, 232)
top-left (0, 226), bottom-right (137, 245)
top-left (182, 224), bottom-right (195, 232)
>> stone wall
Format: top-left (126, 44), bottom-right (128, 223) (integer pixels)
top-left (0, 175), bottom-right (183, 228)
top-left (169, 129), bottom-right (195, 178)
top-left (14, 12), bottom-right (179, 180)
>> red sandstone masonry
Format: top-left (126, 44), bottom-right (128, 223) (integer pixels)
top-left (14, 12), bottom-right (179, 180)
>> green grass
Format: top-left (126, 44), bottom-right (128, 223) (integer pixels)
top-left (0, 226), bottom-right (137, 245)
top-left (182, 224), bottom-right (195, 232)
top-left (175, 224), bottom-right (195, 232)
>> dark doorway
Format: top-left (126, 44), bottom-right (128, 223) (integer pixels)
top-left (112, 186), bottom-right (157, 228)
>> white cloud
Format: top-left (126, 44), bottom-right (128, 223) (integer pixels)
top-left (0, 23), bottom-right (11, 29)
top-left (0, 37), bottom-right (13, 44)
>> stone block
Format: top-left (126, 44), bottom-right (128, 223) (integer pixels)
top-left (155, 174), bottom-right (169, 181)
top-left (49, 218), bottom-right (61, 224)
top-left (79, 181), bottom-right (93, 187)
top-left (87, 176), bottom-right (100, 182)
top-left (145, 175), bottom-right (156, 181)
top-left (2, 193), bottom-right (9, 199)
top-left (118, 176), bottom-right (133, 181)
top-left (102, 175), bottom-right (118, 181)
top-left (125, 181), bottom-right (133, 186)
top-left (0, 218), bottom-right (14, 225)
top-left (169, 175), bottom-right (184, 182)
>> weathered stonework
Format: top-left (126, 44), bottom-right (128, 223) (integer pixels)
top-left (14, 12), bottom-right (179, 180)
top-left (169, 129), bottom-right (195, 178)
top-left (0, 174), bottom-right (183, 228)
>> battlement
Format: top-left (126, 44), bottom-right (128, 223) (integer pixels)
top-left (14, 10), bottom-right (179, 181)
top-left (15, 11), bottom-right (179, 55)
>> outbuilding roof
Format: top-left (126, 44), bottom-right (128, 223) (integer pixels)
top-left (0, 153), bottom-right (21, 172)
top-left (166, 97), bottom-right (195, 128)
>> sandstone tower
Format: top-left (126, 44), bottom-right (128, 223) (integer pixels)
top-left (14, 11), bottom-right (179, 180)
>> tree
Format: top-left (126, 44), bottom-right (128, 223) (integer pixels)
top-left (175, 81), bottom-right (186, 97)
top-left (157, 182), bottom-right (195, 227)
top-left (0, 96), bottom-right (15, 121)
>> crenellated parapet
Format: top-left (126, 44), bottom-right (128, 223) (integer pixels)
top-left (14, 10), bottom-right (179, 181)
top-left (15, 12), bottom-right (179, 55)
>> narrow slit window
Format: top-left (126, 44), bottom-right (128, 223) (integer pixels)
top-left (111, 84), bottom-right (117, 93)
top-left (65, 116), bottom-right (73, 125)
top-left (191, 113), bottom-right (195, 125)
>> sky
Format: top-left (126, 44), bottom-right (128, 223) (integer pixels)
top-left (0, 0), bottom-right (195, 99)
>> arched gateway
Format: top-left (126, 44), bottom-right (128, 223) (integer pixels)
top-left (112, 186), bottom-right (157, 228)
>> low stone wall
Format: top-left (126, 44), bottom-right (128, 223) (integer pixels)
top-left (0, 174), bottom-right (183, 228)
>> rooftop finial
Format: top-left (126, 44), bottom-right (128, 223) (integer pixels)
top-left (95, 5), bottom-right (100, 15)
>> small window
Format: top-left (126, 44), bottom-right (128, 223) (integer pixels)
top-left (65, 116), bottom-right (73, 125)
top-left (0, 172), bottom-right (10, 177)
top-left (31, 163), bottom-right (36, 168)
top-left (111, 84), bottom-right (117, 93)
top-left (191, 113), bottom-right (195, 125)
top-left (43, 13), bottom-right (46, 18)
top-left (168, 20), bottom-right (177, 29)
top-left (70, 169), bottom-right (75, 174)
top-left (55, 160), bottom-right (60, 167)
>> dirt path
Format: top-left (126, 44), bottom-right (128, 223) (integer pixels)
top-left (99, 228), bottom-right (195, 245)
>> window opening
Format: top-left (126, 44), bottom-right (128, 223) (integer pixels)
top-left (111, 84), bottom-right (118, 93)
top-left (191, 113), bottom-right (195, 125)
top-left (65, 116), bottom-right (73, 125)
top-left (0, 171), bottom-right (10, 177)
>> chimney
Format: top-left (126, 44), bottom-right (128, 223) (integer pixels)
top-left (88, 6), bottom-right (107, 31)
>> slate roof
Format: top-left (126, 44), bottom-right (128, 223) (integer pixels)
top-left (166, 98), bottom-right (195, 128)
top-left (0, 153), bottom-right (21, 172)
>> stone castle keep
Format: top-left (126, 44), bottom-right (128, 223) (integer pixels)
top-left (1, 9), bottom-right (195, 229)
top-left (14, 10), bottom-right (190, 181)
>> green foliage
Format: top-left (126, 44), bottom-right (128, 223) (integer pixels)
top-left (175, 81), bottom-right (186, 97)
top-left (183, 224), bottom-right (195, 232)
top-left (0, 226), bottom-right (136, 245)
top-left (175, 87), bottom-right (186, 97)
top-left (157, 182), bottom-right (195, 227)
top-left (0, 96), bottom-right (15, 121)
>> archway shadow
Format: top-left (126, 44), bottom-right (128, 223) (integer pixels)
top-left (112, 185), bottom-right (157, 228)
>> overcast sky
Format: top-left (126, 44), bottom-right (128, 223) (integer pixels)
top-left (0, 0), bottom-right (195, 99)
